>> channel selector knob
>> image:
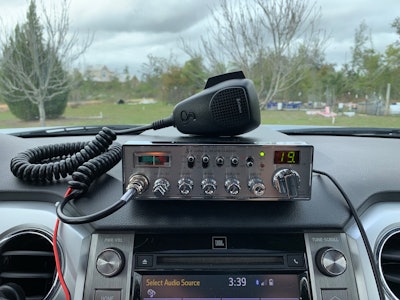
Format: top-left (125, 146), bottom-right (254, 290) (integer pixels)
top-left (225, 178), bottom-right (241, 195)
top-left (96, 248), bottom-right (125, 277)
top-left (316, 247), bottom-right (347, 277)
top-left (248, 177), bottom-right (266, 196)
top-left (153, 178), bottom-right (170, 197)
top-left (201, 178), bottom-right (217, 195)
top-left (272, 168), bottom-right (300, 198)
top-left (178, 177), bottom-right (194, 195)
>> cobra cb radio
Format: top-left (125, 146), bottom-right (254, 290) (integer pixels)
top-left (169, 71), bottom-right (260, 136)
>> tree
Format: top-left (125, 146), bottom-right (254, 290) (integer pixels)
top-left (0, 0), bottom-right (91, 125)
top-left (183, 0), bottom-right (327, 108)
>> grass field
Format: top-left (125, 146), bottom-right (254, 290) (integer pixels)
top-left (1, 101), bottom-right (400, 128)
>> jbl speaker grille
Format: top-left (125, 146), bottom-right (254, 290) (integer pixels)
top-left (210, 87), bottom-right (250, 128)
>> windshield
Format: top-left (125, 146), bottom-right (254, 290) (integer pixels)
top-left (0, 0), bottom-right (400, 131)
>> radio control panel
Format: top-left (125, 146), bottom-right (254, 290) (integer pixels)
top-left (122, 138), bottom-right (313, 201)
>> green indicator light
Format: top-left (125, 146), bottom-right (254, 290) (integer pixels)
top-left (259, 151), bottom-right (265, 157)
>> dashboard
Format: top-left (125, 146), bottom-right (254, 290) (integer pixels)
top-left (0, 125), bottom-right (400, 300)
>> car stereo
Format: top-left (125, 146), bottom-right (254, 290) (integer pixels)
top-left (137, 274), bottom-right (305, 300)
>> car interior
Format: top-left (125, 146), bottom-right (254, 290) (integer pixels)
top-left (0, 71), bottom-right (399, 300)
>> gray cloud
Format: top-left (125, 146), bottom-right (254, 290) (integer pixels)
top-left (2, 0), bottom-right (400, 73)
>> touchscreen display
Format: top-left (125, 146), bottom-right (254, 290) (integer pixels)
top-left (141, 274), bottom-right (299, 300)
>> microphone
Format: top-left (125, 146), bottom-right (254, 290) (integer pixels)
top-left (171, 71), bottom-right (260, 136)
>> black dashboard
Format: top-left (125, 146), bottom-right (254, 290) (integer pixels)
top-left (1, 125), bottom-right (400, 300)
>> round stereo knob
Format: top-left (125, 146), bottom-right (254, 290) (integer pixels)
top-left (178, 177), bottom-right (194, 195)
top-left (96, 248), bottom-right (125, 277)
top-left (153, 178), bottom-right (170, 197)
top-left (248, 177), bottom-right (266, 196)
top-left (225, 178), bottom-right (241, 195)
top-left (201, 178), bottom-right (217, 195)
top-left (272, 168), bottom-right (300, 198)
top-left (316, 247), bottom-right (347, 277)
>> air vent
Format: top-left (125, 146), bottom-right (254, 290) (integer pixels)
top-left (378, 229), bottom-right (400, 299)
top-left (0, 229), bottom-right (58, 300)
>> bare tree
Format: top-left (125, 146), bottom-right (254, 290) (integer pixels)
top-left (0, 0), bottom-right (92, 126)
top-left (183, 0), bottom-right (327, 108)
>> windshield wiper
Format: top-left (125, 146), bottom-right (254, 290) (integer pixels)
top-left (280, 127), bottom-right (400, 138)
top-left (10, 125), bottom-right (145, 138)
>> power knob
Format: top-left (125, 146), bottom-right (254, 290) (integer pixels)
top-left (272, 168), bottom-right (300, 198)
top-left (96, 248), bottom-right (125, 277)
top-left (316, 247), bottom-right (347, 277)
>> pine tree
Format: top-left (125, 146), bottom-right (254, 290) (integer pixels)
top-left (0, 0), bottom-right (88, 125)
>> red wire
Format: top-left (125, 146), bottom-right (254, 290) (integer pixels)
top-left (53, 188), bottom-right (73, 300)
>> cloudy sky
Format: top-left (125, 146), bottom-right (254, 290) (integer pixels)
top-left (1, 0), bottom-right (400, 76)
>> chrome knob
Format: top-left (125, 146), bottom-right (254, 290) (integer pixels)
top-left (178, 177), bottom-right (194, 195)
top-left (201, 178), bottom-right (217, 195)
top-left (96, 248), bottom-right (125, 277)
top-left (272, 168), bottom-right (300, 198)
top-left (225, 178), bottom-right (241, 195)
top-left (153, 178), bottom-right (170, 197)
top-left (248, 177), bottom-right (266, 196)
top-left (316, 247), bottom-right (347, 277)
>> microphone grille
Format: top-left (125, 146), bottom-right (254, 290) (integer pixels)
top-left (210, 87), bottom-right (250, 128)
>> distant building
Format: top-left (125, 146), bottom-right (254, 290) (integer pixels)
top-left (84, 65), bottom-right (117, 82)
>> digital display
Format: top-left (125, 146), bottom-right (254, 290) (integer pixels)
top-left (141, 274), bottom-right (299, 300)
top-left (274, 151), bottom-right (300, 164)
top-left (136, 152), bottom-right (171, 167)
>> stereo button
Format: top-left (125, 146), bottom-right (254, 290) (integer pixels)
top-left (316, 247), bottom-right (347, 277)
top-left (96, 248), bottom-right (125, 277)
top-left (137, 255), bottom-right (153, 267)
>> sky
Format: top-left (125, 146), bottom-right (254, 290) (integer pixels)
top-left (1, 0), bottom-right (400, 77)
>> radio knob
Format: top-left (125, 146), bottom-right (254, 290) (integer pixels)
top-left (153, 178), bottom-right (170, 197)
top-left (225, 178), bottom-right (241, 195)
top-left (96, 248), bottom-right (125, 277)
top-left (272, 169), bottom-right (300, 198)
top-left (316, 247), bottom-right (347, 277)
top-left (201, 178), bottom-right (217, 195)
top-left (248, 177), bottom-right (266, 196)
top-left (178, 177), bottom-right (194, 195)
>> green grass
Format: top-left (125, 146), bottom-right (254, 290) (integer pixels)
top-left (1, 101), bottom-right (400, 128)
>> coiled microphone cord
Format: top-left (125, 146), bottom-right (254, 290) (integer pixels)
top-left (10, 127), bottom-right (120, 184)
top-left (9, 127), bottom-right (126, 224)
top-left (8, 122), bottom-right (168, 224)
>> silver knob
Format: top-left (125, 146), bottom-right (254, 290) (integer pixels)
top-left (201, 178), bottom-right (217, 195)
top-left (248, 177), bottom-right (266, 196)
top-left (153, 178), bottom-right (170, 197)
top-left (316, 247), bottom-right (347, 277)
top-left (178, 177), bottom-right (194, 195)
top-left (225, 178), bottom-right (241, 195)
top-left (272, 168), bottom-right (300, 198)
top-left (96, 248), bottom-right (125, 277)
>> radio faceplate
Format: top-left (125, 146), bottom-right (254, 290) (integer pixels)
top-left (122, 136), bottom-right (313, 201)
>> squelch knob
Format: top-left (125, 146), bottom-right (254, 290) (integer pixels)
top-left (248, 177), bottom-right (266, 196)
top-left (272, 168), bottom-right (300, 198)
top-left (178, 177), bottom-right (194, 195)
top-left (201, 178), bottom-right (217, 195)
top-left (225, 178), bottom-right (241, 195)
top-left (153, 178), bottom-right (170, 197)
top-left (96, 248), bottom-right (125, 277)
top-left (316, 247), bottom-right (347, 277)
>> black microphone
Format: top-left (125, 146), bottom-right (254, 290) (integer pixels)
top-left (171, 71), bottom-right (260, 136)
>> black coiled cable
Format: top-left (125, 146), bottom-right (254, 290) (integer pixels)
top-left (10, 127), bottom-right (120, 186)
